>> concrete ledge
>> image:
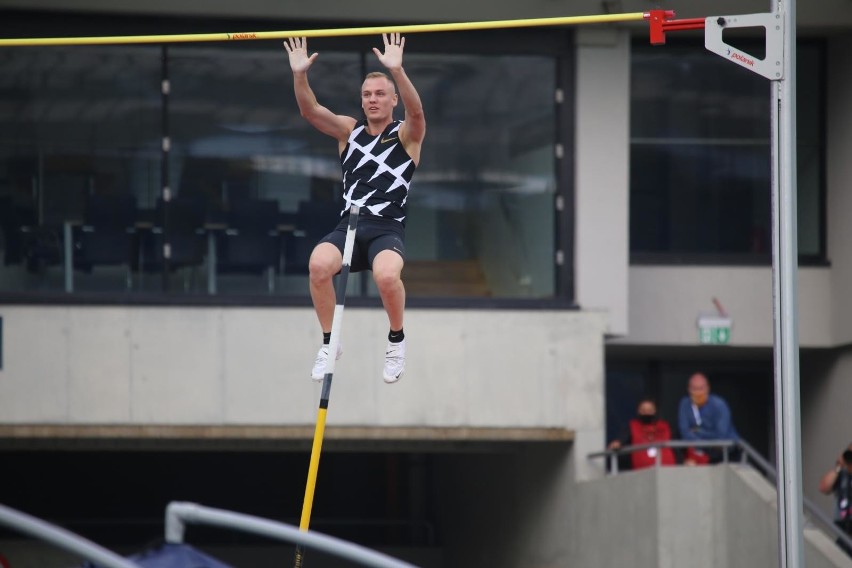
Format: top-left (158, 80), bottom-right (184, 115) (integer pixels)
top-left (0, 424), bottom-right (574, 452)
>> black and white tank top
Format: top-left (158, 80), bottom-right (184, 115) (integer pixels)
top-left (340, 119), bottom-right (416, 225)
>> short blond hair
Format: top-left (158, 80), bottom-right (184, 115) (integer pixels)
top-left (363, 71), bottom-right (396, 93)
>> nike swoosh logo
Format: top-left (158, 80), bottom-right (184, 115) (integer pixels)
top-left (381, 136), bottom-right (398, 144)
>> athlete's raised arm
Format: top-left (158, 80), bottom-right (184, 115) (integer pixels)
top-left (372, 33), bottom-right (426, 163)
top-left (284, 37), bottom-right (357, 147)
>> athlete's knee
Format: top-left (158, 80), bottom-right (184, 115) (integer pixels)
top-left (373, 267), bottom-right (401, 292)
top-left (309, 245), bottom-right (342, 281)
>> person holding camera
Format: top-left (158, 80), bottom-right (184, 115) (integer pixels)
top-left (819, 442), bottom-right (852, 555)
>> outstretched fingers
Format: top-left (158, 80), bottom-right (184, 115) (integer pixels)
top-left (284, 37), bottom-right (318, 72)
top-left (382, 32), bottom-right (405, 50)
top-left (283, 37), bottom-right (298, 53)
top-left (375, 33), bottom-right (404, 69)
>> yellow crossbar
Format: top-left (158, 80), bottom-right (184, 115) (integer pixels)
top-left (0, 12), bottom-right (647, 47)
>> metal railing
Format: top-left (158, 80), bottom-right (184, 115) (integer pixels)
top-left (0, 501), bottom-right (423, 568)
top-left (0, 503), bottom-right (140, 568)
top-left (587, 438), bottom-right (852, 555)
top-left (587, 439), bottom-right (742, 474)
top-left (165, 502), bottom-right (419, 568)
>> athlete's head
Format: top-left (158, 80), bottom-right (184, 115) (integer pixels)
top-left (361, 72), bottom-right (398, 120)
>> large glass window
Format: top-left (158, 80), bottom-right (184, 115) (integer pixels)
top-left (0, 46), bottom-right (161, 293)
top-left (394, 53), bottom-right (556, 299)
top-left (629, 42), bottom-right (824, 262)
top-left (0, 29), bottom-right (563, 302)
top-left (165, 46), bottom-right (362, 296)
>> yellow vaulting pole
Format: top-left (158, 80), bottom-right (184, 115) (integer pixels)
top-left (293, 205), bottom-right (359, 568)
top-left (0, 13), bottom-right (647, 47)
top-left (299, 407), bottom-right (328, 531)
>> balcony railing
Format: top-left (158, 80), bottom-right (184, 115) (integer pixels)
top-left (587, 438), bottom-right (852, 555)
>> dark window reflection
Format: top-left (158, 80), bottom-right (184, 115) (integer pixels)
top-left (165, 47), bottom-right (360, 296)
top-left (395, 53), bottom-right (556, 298)
top-left (0, 42), bottom-right (558, 299)
top-left (0, 46), bottom-right (161, 292)
top-left (630, 43), bottom-right (824, 261)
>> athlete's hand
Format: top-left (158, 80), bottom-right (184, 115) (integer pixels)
top-left (372, 33), bottom-right (405, 70)
top-left (284, 37), bottom-right (318, 74)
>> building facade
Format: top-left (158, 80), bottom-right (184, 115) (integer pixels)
top-left (0, 0), bottom-right (850, 566)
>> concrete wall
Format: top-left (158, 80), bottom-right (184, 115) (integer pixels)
top-left (658, 467), bottom-right (728, 568)
top-left (0, 305), bottom-right (606, 429)
top-left (572, 464), bottom-right (659, 567)
top-left (827, 34), bottom-right (852, 346)
top-left (611, 265), bottom-right (832, 347)
top-left (725, 466), bottom-right (783, 567)
top-left (0, 304), bottom-right (605, 565)
top-left (572, 465), bottom-right (852, 568)
top-left (0, 304), bottom-right (606, 462)
top-left (574, 28), bottom-right (630, 336)
top-left (572, 466), bottom-right (729, 568)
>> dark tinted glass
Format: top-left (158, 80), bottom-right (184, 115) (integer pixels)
top-left (630, 43), bottom-right (823, 261)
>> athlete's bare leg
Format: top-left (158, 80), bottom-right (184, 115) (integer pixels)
top-left (308, 242), bottom-right (344, 333)
top-left (372, 249), bottom-right (405, 330)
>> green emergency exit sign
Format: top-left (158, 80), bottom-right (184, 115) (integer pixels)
top-left (697, 315), bottom-right (732, 345)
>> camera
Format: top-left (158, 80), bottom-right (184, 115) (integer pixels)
top-left (843, 449), bottom-right (852, 464)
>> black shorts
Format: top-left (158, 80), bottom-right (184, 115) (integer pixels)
top-left (317, 215), bottom-right (406, 273)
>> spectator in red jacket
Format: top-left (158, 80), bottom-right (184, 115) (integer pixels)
top-left (608, 397), bottom-right (677, 470)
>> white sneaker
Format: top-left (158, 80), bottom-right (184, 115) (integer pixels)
top-left (383, 339), bottom-right (405, 384)
top-left (311, 343), bottom-right (342, 381)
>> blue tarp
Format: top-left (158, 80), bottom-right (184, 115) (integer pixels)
top-left (83, 543), bottom-right (235, 568)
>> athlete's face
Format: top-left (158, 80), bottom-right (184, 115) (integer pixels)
top-left (361, 77), bottom-right (398, 120)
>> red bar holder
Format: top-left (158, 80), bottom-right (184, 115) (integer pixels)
top-left (644, 10), bottom-right (706, 45)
